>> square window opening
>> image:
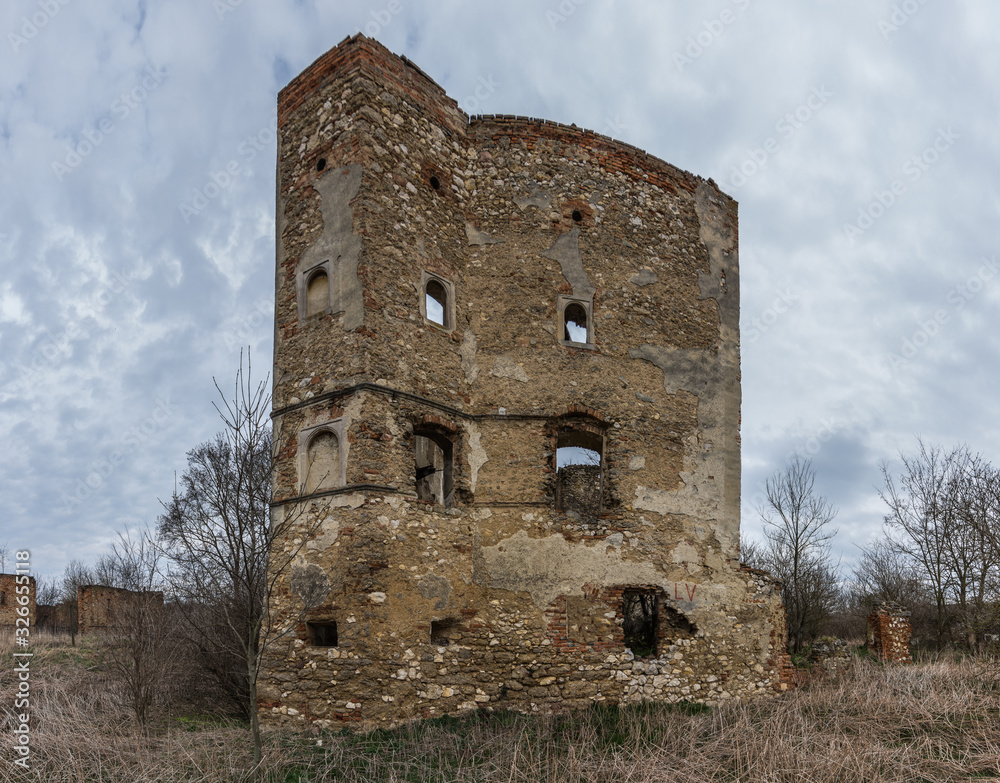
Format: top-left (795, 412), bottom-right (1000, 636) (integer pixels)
top-left (622, 590), bottom-right (658, 658)
top-left (307, 621), bottom-right (338, 647)
top-left (430, 618), bottom-right (461, 646)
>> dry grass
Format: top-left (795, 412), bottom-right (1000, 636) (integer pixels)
top-left (2, 635), bottom-right (999, 782)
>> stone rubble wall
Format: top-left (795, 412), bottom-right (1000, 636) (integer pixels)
top-left (262, 33), bottom-right (788, 730)
top-left (866, 602), bottom-right (912, 663)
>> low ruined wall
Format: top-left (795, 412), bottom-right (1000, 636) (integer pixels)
top-left (77, 585), bottom-right (164, 635)
top-left (0, 574), bottom-right (35, 629)
top-left (866, 602), bottom-right (912, 663)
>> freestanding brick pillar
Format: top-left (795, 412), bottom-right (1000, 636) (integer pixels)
top-left (866, 601), bottom-right (912, 663)
top-left (260, 33), bottom-right (790, 729)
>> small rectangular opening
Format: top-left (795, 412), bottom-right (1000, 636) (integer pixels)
top-left (430, 618), bottom-right (461, 646)
top-left (622, 590), bottom-right (658, 658)
top-left (307, 620), bottom-right (338, 647)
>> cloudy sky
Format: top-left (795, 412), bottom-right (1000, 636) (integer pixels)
top-left (2, 0), bottom-right (998, 584)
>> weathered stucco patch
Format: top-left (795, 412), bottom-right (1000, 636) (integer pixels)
top-left (460, 329), bottom-right (480, 384)
top-left (290, 561), bottom-right (331, 607)
top-left (514, 188), bottom-right (551, 211)
top-left (465, 222), bottom-right (502, 245)
top-left (541, 227), bottom-right (594, 299)
top-left (466, 423), bottom-right (488, 493)
top-left (417, 574), bottom-right (452, 610)
top-left (299, 164), bottom-right (365, 330)
top-left (480, 530), bottom-right (663, 608)
top-left (489, 355), bottom-right (529, 382)
top-left (630, 267), bottom-right (658, 286)
top-left (633, 485), bottom-right (673, 516)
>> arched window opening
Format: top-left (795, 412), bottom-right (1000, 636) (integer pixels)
top-left (555, 429), bottom-right (604, 513)
top-left (305, 429), bottom-right (340, 494)
top-left (414, 431), bottom-right (454, 507)
top-left (425, 279), bottom-right (447, 327)
top-left (563, 302), bottom-right (588, 343)
top-left (306, 269), bottom-right (329, 318)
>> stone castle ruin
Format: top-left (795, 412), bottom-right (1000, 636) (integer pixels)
top-left (259, 34), bottom-right (789, 728)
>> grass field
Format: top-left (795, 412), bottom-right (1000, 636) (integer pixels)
top-left (2, 634), bottom-right (999, 782)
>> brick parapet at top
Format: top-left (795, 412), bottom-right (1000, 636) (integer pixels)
top-left (278, 34), bottom-right (733, 214)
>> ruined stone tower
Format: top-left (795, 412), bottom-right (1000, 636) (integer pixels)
top-left (261, 34), bottom-right (788, 728)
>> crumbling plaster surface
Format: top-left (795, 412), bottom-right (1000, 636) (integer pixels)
top-left (480, 530), bottom-right (664, 609)
top-left (542, 226), bottom-right (595, 300)
top-left (262, 35), bottom-right (787, 730)
top-left (298, 163), bottom-right (364, 330)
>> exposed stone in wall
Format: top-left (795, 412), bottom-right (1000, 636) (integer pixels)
top-left (0, 574), bottom-right (35, 629)
top-left (262, 34), bottom-right (788, 730)
top-left (866, 601), bottom-right (912, 663)
top-left (77, 585), bottom-right (164, 635)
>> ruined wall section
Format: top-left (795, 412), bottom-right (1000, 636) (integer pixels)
top-left (263, 34), bottom-right (782, 730)
top-left (0, 574), bottom-right (35, 629)
top-left (77, 585), bottom-right (164, 635)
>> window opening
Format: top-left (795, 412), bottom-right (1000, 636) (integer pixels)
top-left (306, 269), bottom-right (329, 318)
top-left (555, 430), bottom-right (603, 513)
top-left (429, 175), bottom-right (441, 190)
top-left (622, 590), bottom-right (658, 658)
top-left (414, 432), bottom-right (454, 506)
top-left (305, 429), bottom-right (340, 493)
top-left (316, 157), bottom-right (327, 172)
top-left (425, 279), bottom-right (447, 327)
top-left (430, 618), bottom-right (461, 646)
top-left (563, 302), bottom-right (588, 343)
top-left (307, 621), bottom-right (338, 647)
top-left (572, 209), bottom-right (583, 222)
top-left (0, 591), bottom-right (5, 606)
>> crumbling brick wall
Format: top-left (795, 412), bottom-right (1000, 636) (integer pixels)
top-left (866, 602), bottom-right (912, 663)
top-left (77, 585), bottom-right (164, 635)
top-left (261, 34), bottom-right (789, 729)
top-left (0, 574), bottom-right (35, 629)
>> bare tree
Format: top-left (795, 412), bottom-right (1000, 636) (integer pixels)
top-left (157, 354), bottom-right (311, 768)
top-left (94, 528), bottom-right (178, 729)
top-left (879, 440), bottom-right (968, 650)
top-left (948, 455), bottom-right (1000, 648)
top-left (756, 456), bottom-right (839, 653)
